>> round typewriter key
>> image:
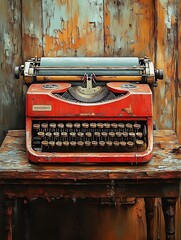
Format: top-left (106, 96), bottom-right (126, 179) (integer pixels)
top-left (136, 140), bottom-right (144, 146)
top-left (113, 141), bottom-right (120, 147)
top-left (106, 141), bottom-right (113, 147)
top-left (120, 141), bottom-right (126, 147)
top-left (136, 132), bottom-right (143, 138)
top-left (74, 123), bottom-right (81, 129)
top-left (109, 132), bottom-right (115, 138)
top-left (66, 122), bottom-right (73, 128)
top-left (129, 132), bottom-right (136, 138)
top-left (85, 132), bottom-right (92, 138)
top-left (111, 123), bottom-right (118, 128)
top-left (99, 141), bottom-right (105, 147)
top-left (122, 132), bottom-right (128, 138)
top-left (77, 132), bottom-right (84, 138)
top-left (85, 141), bottom-right (91, 146)
top-left (41, 123), bottom-right (48, 129)
top-left (116, 132), bottom-right (122, 138)
top-left (101, 132), bottom-right (108, 138)
top-left (94, 132), bottom-right (101, 138)
top-left (53, 132), bottom-right (60, 138)
top-left (77, 141), bottom-right (84, 147)
top-left (58, 123), bottom-right (64, 129)
top-left (90, 123), bottom-right (96, 128)
top-left (37, 132), bottom-right (45, 138)
top-left (97, 123), bottom-right (103, 129)
top-left (118, 123), bottom-right (125, 129)
top-left (127, 141), bottom-right (134, 148)
top-left (70, 141), bottom-right (76, 147)
top-left (92, 141), bottom-right (98, 147)
top-left (56, 141), bottom-right (62, 147)
top-left (126, 123), bottom-right (133, 129)
top-left (82, 123), bottom-right (89, 129)
top-left (133, 123), bottom-right (141, 130)
top-left (49, 141), bottom-right (55, 147)
top-left (61, 132), bottom-right (68, 138)
top-left (33, 123), bottom-right (40, 130)
top-left (45, 132), bottom-right (52, 138)
top-left (41, 140), bottom-right (48, 147)
top-left (69, 132), bottom-right (76, 138)
top-left (63, 141), bottom-right (69, 147)
top-left (104, 123), bottom-right (110, 128)
top-left (49, 123), bottom-right (56, 129)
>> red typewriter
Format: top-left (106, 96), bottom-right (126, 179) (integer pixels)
top-left (15, 57), bottom-right (163, 163)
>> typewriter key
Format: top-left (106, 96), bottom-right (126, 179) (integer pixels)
top-left (104, 123), bottom-right (110, 128)
top-left (94, 132), bottom-right (101, 138)
top-left (111, 123), bottom-right (118, 128)
top-left (97, 123), bottom-right (103, 129)
top-left (41, 123), bottom-right (48, 129)
top-left (77, 132), bottom-right (84, 138)
top-left (66, 123), bottom-right (73, 128)
top-left (133, 123), bottom-right (141, 130)
top-left (37, 132), bottom-right (45, 138)
top-left (90, 123), bottom-right (96, 128)
top-left (53, 132), bottom-right (60, 138)
top-left (85, 132), bottom-right (92, 138)
top-left (49, 123), bottom-right (56, 129)
top-left (63, 141), bottom-right (69, 147)
top-left (118, 123), bottom-right (125, 129)
top-left (109, 132), bottom-right (115, 138)
top-left (41, 140), bottom-right (48, 147)
top-left (49, 141), bottom-right (55, 147)
top-left (82, 123), bottom-right (89, 128)
top-left (69, 132), bottom-right (76, 138)
top-left (99, 141), bottom-right (105, 147)
top-left (116, 132), bottom-right (122, 138)
top-left (129, 132), bottom-right (136, 138)
top-left (85, 141), bottom-right (91, 146)
top-left (136, 140), bottom-right (144, 147)
top-left (127, 141), bottom-right (134, 148)
top-left (70, 141), bottom-right (76, 147)
top-left (45, 132), bottom-right (52, 138)
top-left (56, 141), bottom-right (62, 147)
top-left (61, 132), bottom-right (68, 138)
top-left (106, 141), bottom-right (113, 147)
top-left (113, 141), bottom-right (120, 147)
top-left (74, 123), bottom-right (81, 129)
top-left (122, 132), bottom-right (128, 138)
top-left (136, 132), bottom-right (143, 138)
top-left (120, 141), bottom-right (126, 147)
top-left (126, 123), bottom-right (133, 129)
top-left (58, 123), bottom-right (64, 129)
top-left (92, 141), bottom-right (98, 147)
top-left (77, 141), bottom-right (84, 147)
top-left (33, 123), bottom-right (40, 130)
top-left (101, 132), bottom-right (108, 138)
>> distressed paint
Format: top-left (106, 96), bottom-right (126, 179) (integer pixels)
top-left (0, 0), bottom-right (23, 144)
top-left (42, 0), bottom-right (104, 56)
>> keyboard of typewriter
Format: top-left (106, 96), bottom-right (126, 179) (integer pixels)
top-left (32, 121), bottom-right (148, 153)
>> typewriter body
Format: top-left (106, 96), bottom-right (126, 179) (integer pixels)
top-left (15, 57), bottom-right (163, 163)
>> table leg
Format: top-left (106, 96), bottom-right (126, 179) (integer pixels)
top-left (145, 198), bottom-right (155, 240)
top-left (162, 198), bottom-right (177, 240)
top-left (2, 198), bottom-right (14, 240)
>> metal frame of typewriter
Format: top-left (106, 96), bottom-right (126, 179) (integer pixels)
top-left (15, 57), bottom-right (163, 164)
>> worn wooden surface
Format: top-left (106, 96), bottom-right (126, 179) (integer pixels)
top-left (0, 0), bottom-right (180, 145)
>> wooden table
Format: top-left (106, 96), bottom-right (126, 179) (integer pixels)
top-left (0, 130), bottom-right (180, 240)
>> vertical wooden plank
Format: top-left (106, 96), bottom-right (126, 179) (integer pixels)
top-left (154, 0), bottom-right (178, 130)
top-left (22, 0), bottom-right (43, 60)
top-left (42, 0), bottom-right (104, 57)
top-left (0, 0), bottom-right (23, 144)
top-left (104, 0), bottom-right (155, 58)
top-left (177, 1), bottom-right (181, 143)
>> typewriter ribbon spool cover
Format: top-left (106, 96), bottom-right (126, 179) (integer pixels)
top-left (15, 57), bottom-right (163, 163)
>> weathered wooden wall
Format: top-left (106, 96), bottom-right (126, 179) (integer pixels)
top-left (0, 0), bottom-right (180, 239)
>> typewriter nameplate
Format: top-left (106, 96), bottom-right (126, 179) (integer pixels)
top-left (32, 105), bottom-right (52, 111)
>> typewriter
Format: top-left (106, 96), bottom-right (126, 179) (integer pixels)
top-left (15, 57), bottom-right (163, 163)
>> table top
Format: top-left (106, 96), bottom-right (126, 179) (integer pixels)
top-left (0, 130), bottom-right (180, 180)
